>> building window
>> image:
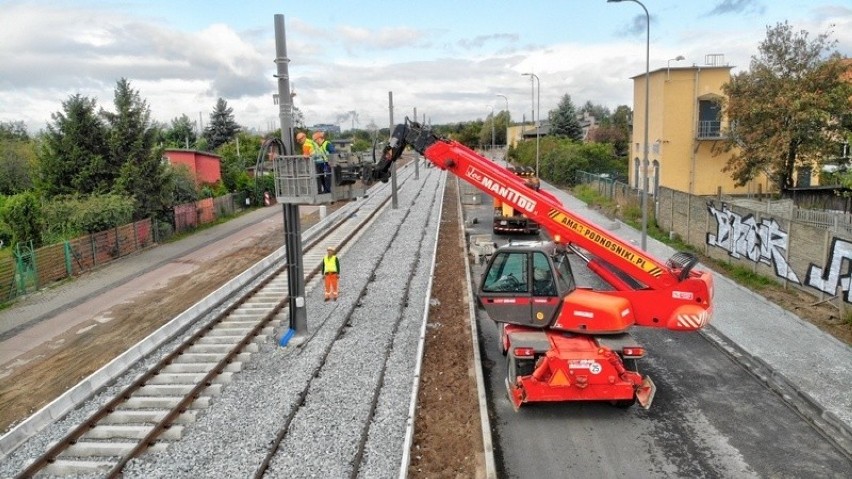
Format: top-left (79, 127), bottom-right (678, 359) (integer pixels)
top-left (797, 167), bottom-right (812, 188)
top-left (697, 100), bottom-right (721, 138)
top-left (633, 157), bottom-right (640, 190)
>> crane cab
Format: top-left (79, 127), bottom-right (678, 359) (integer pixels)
top-left (477, 241), bottom-right (573, 328)
top-left (478, 240), bottom-right (638, 333)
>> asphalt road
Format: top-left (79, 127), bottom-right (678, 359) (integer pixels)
top-left (461, 190), bottom-right (852, 479)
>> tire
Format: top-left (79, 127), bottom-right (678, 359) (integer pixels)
top-left (504, 356), bottom-right (516, 401)
top-left (610, 397), bottom-right (636, 409)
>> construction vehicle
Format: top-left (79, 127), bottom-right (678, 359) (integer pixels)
top-left (493, 165), bottom-right (541, 235)
top-left (369, 120), bottom-right (713, 410)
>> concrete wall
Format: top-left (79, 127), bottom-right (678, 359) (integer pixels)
top-left (656, 185), bottom-right (852, 307)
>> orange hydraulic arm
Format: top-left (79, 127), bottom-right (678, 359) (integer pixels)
top-left (372, 121), bottom-right (713, 331)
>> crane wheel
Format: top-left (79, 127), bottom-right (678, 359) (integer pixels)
top-left (610, 397), bottom-right (636, 409)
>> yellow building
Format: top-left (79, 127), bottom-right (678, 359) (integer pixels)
top-left (629, 57), bottom-right (768, 196)
top-left (506, 123), bottom-right (535, 149)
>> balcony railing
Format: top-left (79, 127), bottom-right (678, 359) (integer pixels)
top-left (697, 121), bottom-right (722, 139)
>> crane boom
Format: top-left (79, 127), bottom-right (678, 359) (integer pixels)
top-left (372, 121), bottom-right (713, 332)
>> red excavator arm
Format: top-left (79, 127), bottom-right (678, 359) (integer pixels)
top-left (372, 121), bottom-right (713, 332)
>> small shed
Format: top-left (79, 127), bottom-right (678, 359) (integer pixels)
top-left (164, 149), bottom-right (222, 184)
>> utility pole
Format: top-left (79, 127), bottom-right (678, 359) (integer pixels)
top-left (522, 73), bottom-right (541, 177)
top-left (609, 0), bottom-right (650, 250)
top-left (412, 107), bottom-right (420, 179)
top-left (489, 106), bottom-right (495, 156)
top-left (389, 91), bottom-right (398, 209)
top-left (273, 14), bottom-right (307, 345)
top-left (496, 93), bottom-right (509, 155)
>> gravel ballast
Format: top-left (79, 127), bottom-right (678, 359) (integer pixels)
top-left (119, 168), bottom-right (445, 478)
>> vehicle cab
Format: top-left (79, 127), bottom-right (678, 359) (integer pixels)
top-left (478, 240), bottom-right (639, 334)
top-left (477, 241), bottom-right (574, 328)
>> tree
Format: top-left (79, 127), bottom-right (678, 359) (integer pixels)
top-left (509, 136), bottom-right (620, 186)
top-left (478, 111), bottom-right (510, 148)
top-left (0, 121), bottom-right (29, 142)
top-left (161, 114), bottom-right (198, 149)
top-left (166, 164), bottom-right (200, 204)
top-left (548, 94), bottom-right (583, 141)
top-left (0, 138), bottom-right (36, 194)
top-left (579, 101), bottom-right (611, 124)
top-left (39, 94), bottom-right (110, 196)
top-left (292, 105), bottom-right (305, 129)
top-left (102, 78), bottom-right (156, 178)
top-left (722, 22), bottom-right (852, 190)
top-left (103, 78), bottom-right (170, 220)
top-left (0, 191), bottom-right (42, 246)
top-left (204, 98), bottom-right (241, 150)
top-left (432, 121), bottom-right (484, 149)
top-left (588, 125), bottom-right (628, 157)
top-left (0, 121), bottom-right (36, 195)
top-left (216, 132), bottom-right (262, 192)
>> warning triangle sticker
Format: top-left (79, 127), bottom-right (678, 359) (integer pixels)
top-left (549, 369), bottom-right (570, 387)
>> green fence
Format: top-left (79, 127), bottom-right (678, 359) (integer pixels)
top-left (1, 193), bottom-right (244, 305)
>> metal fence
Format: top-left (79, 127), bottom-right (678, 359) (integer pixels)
top-left (575, 170), bottom-right (852, 235)
top-left (1, 193), bottom-right (240, 303)
top-left (574, 171), bottom-right (644, 210)
top-left (1, 219), bottom-right (154, 301)
top-left (575, 171), bottom-right (852, 309)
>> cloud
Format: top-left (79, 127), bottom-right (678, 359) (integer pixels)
top-left (610, 13), bottom-right (655, 38)
top-left (0, 2), bottom-right (278, 131)
top-left (457, 33), bottom-right (520, 50)
top-left (2, 0), bottom-right (850, 136)
top-left (335, 25), bottom-right (430, 54)
top-left (704, 0), bottom-right (766, 17)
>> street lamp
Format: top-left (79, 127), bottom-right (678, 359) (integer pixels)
top-left (496, 94), bottom-right (509, 153)
top-left (608, 0), bottom-right (650, 251)
top-left (521, 73), bottom-right (540, 178)
top-left (667, 55), bottom-right (685, 80)
top-left (488, 105), bottom-right (495, 155)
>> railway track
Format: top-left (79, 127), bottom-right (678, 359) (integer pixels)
top-left (8, 159), bottom-right (447, 478)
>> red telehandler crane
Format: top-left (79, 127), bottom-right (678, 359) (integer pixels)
top-left (369, 120), bottom-right (714, 410)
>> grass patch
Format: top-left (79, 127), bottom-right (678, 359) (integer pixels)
top-left (712, 262), bottom-right (776, 290)
top-left (570, 183), bottom-right (777, 291)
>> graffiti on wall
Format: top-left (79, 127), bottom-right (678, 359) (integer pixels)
top-left (805, 238), bottom-right (852, 301)
top-left (706, 202), bottom-right (801, 283)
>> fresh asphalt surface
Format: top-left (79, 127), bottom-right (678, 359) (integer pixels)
top-left (460, 177), bottom-right (851, 478)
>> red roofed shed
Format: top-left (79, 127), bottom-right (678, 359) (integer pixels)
top-left (164, 149), bottom-right (222, 185)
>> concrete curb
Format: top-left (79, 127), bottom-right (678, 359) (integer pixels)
top-left (459, 183), bottom-right (498, 478)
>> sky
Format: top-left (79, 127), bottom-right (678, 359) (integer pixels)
top-left (1, 0), bottom-right (850, 135)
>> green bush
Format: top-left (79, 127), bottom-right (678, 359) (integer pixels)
top-left (0, 191), bottom-right (43, 247)
top-left (41, 194), bottom-right (134, 243)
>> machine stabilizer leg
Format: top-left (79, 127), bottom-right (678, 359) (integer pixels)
top-left (636, 376), bottom-right (656, 409)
